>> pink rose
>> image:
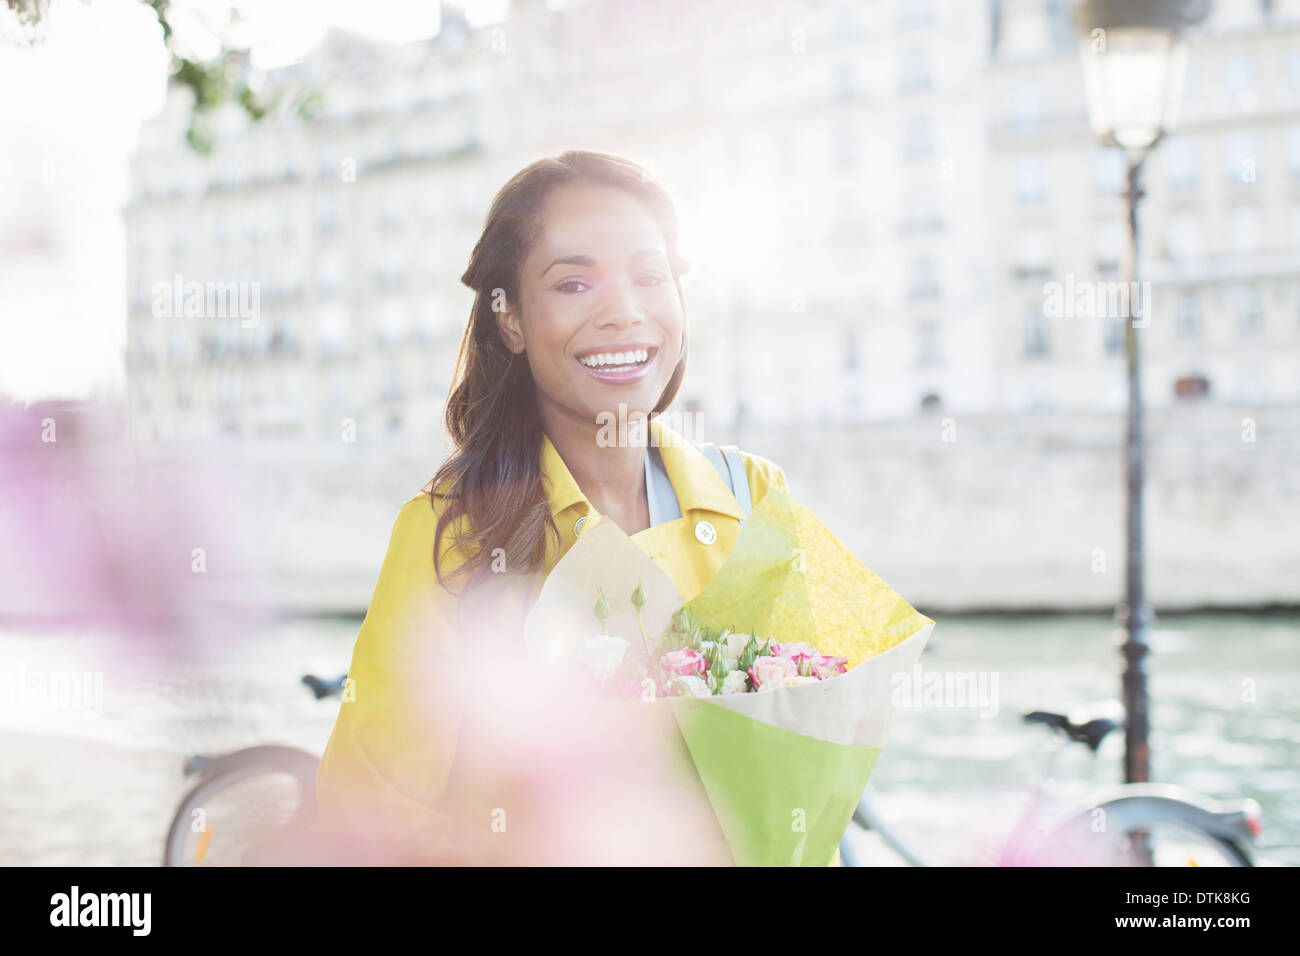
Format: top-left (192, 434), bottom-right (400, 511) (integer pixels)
top-left (812, 654), bottom-right (849, 680)
top-left (748, 654), bottom-right (797, 691)
top-left (660, 649), bottom-right (707, 678)
top-left (770, 642), bottom-right (819, 667)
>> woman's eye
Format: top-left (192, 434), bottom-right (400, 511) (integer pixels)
top-left (554, 279), bottom-right (589, 293)
top-left (638, 274), bottom-right (667, 287)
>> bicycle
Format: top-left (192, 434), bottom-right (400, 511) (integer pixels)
top-left (168, 676), bottom-right (1261, 867)
top-left (163, 673), bottom-right (346, 867)
top-left (837, 699), bottom-right (1262, 867)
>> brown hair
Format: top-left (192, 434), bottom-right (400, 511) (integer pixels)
top-left (425, 150), bottom-right (690, 596)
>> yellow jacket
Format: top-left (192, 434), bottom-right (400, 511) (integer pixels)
top-left (315, 415), bottom-right (789, 858)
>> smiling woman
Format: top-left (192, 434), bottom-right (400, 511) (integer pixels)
top-left (314, 150), bottom-right (792, 864)
top-left (430, 152), bottom-right (701, 582)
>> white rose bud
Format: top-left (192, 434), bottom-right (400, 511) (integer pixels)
top-left (720, 670), bottom-right (749, 695)
top-left (725, 632), bottom-right (754, 663)
top-left (673, 675), bottom-right (713, 698)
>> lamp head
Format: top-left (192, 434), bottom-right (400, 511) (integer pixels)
top-left (1071, 0), bottom-right (1210, 152)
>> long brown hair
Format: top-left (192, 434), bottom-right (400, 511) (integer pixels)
top-left (425, 150), bottom-right (690, 596)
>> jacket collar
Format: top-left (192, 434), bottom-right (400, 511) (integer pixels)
top-left (539, 415), bottom-right (745, 524)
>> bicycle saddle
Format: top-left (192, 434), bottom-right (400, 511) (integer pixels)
top-left (302, 674), bottom-right (348, 699)
top-left (1023, 699), bottom-right (1125, 752)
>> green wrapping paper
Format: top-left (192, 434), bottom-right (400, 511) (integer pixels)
top-left (667, 698), bottom-right (883, 866)
top-left (524, 483), bottom-right (935, 866)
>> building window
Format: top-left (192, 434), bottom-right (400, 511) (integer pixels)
top-left (1092, 148), bottom-right (1125, 196)
top-left (1230, 208), bottom-right (1260, 255)
top-left (1224, 55), bottom-right (1254, 98)
top-left (1223, 131), bottom-right (1259, 185)
top-left (834, 62), bottom-right (857, 102)
top-left (903, 114), bottom-right (933, 159)
top-left (326, 367), bottom-right (346, 407)
top-left (899, 0), bottom-right (933, 28)
top-left (1014, 153), bottom-right (1045, 203)
top-left (1166, 212), bottom-right (1202, 261)
top-left (317, 247), bottom-right (346, 295)
top-left (271, 310), bottom-right (299, 354)
top-left (1009, 87), bottom-right (1042, 131)
top-left (835, 0), bottom-right (864, 37)
top-left (1025, 308), bottom-right (1050, 357)
top-left (377, 298), bottom-right (407, 347)
top-left (835, 123), bottom-right (857, 171)
top-left (1236, 287), bottom-right (1263, 335)
top-left (907, 255), bottom-right (940, 299)
top-left (316, 193), bottom-right (340, 236)
top-left (318, 303), bottom-right (351, 356)
top-left (381, 363), bottom-right (404, 403)
top-left (901, 48), bottom-right (931, 93)
top-left (916, 322), bottom-right (941, 365)
top-left (843, 330), bottom-right (858, 371)
top-left (1163, 137), bottom-right (1198, 191)
top-left (1015, 228), bottom-right (1051, 280)
top-left (1176, 293), bottom-right (1203, 339)
top-left (316, 141), bottom-right (344, 180)
top-left (1094, 222), bottom-right (1122, 276)
top-left (1045, 0), bottom-right (1076, 53)
top-left (902, 185), bottom-right (942, 232)
top-left (1103, 314), bottom-right (1125, 355)
top-left (417, 298), bottom-right (444, 343)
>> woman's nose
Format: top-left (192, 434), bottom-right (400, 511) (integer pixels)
top-left (593, 276), bottom-right (645, 328)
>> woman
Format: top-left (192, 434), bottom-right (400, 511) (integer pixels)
top-left (315, 149), bottom-right (790, 862)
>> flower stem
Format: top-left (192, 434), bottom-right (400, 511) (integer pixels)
top-left (635, 606), bottom-right (652, 663)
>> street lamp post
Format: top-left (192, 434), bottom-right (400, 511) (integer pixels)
top-left (1070, 0), bottom-right (1208, 785)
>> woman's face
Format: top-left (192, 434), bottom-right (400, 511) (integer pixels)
top-left (498, 182), bottom-right (685, 430)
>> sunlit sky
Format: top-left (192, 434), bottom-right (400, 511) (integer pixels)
top-left (0, 0), bottom-right (518, 404)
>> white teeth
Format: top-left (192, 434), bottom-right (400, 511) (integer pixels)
top-left (579, 348), bottom-right (649, 368)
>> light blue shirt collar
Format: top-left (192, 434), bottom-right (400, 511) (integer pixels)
top-left (644, 442), bottom-right (682, 528)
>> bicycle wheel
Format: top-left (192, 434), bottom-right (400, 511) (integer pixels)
top-left (163, 747), bottom-right (320, 867)
top-left (1039, 794), bottom-right (1253, 867)
top-left (1108, 821), bottom-right (1251, 867)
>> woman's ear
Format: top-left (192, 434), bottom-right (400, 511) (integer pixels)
top-left (495, 300), bottom-right (526, 355)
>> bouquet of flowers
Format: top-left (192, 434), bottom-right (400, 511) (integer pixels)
top-left (578, 586), bottom-right (850, 699)
top-left (523, 483), bottom-right (935, 866)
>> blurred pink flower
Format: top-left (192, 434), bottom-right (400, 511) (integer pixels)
top-left (304, 588), bottom-right (732, 866)
top-left (812, 654), bottom-right (849, 680)
top-left (770, 641), bottom-right (819, 666)
top-left (748, 654), bottom-right (797, 690)
top-left (661, 648), bottom-right (707, 678)
top-left (0, 399), bottom-right (272, 665)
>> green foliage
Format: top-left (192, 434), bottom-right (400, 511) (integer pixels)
top-left (3, 1), bottom-right (290, 154)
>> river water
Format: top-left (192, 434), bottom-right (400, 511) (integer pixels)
top-left (0, 611), bottom-right (1295, 865)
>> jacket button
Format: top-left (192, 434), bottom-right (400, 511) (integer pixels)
top-left (574, 515), bottom-right (587, 537)
top-left (694, 520), bottom-right (716, 544)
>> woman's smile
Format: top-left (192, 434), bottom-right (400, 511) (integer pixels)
top-left (575, 342), bottom-right (659, 384)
